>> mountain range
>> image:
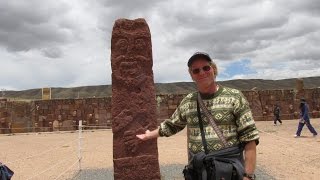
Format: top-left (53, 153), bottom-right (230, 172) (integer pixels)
top-left (2, 76), bottom-right (320, 100)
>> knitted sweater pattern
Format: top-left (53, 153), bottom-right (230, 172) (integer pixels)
top-left (159, 86), bottom-right (260, 154)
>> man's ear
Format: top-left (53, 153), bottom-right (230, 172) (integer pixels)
top-left (211, 63), bottom-right (218, 76)
top-left (213, 67), bottom-right (217, 76)
top-left (188, 68), bottom-right (195, 81)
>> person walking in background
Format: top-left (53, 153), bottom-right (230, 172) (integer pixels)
top-left (273, 104), bottom-right (282, 125)
top-left (295, 98), bottom-right (318, 138)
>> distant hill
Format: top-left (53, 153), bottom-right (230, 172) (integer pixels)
top-left (2, 76), bottom-right (320, 100)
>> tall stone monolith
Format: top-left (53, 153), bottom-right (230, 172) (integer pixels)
top-left (110, 18), bottom-right (161, 180)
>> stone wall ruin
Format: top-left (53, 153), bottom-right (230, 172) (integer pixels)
top-left (1, 88), bottom-right (320, 134)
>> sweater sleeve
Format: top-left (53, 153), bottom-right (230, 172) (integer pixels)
top-left (158, 96), bottom-right (190, 137)
top-left (234, 92), bottom-right (260, 145)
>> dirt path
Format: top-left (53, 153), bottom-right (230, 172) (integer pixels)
top-left (255, 119), bottom-right (320, 179)
top-left (1, 119), bottom-right (319, 180)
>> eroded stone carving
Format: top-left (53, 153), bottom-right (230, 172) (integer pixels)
top-left (113, 155), bottom-right (161, 180)
top-left (111, 18), bottom-right (160, 180)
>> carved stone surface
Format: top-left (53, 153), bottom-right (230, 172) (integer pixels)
top-left (110, 18), bottom-right (160, 180)
top-left (114, 155), bottom-right (160, 180)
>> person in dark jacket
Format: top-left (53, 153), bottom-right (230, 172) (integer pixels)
top-left (295, 98), bottom-right (318, 137)
top-left (273, 104), bottom-right (282, 125)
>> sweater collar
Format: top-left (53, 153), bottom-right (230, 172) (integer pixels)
top-left (199, 85), bottom-right (223, 99)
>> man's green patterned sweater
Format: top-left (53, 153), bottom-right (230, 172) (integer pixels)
top-left (159, 85), bottom-right (260, 154)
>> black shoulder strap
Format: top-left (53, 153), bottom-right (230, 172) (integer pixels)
top-left (196, 100), bottom-right (209, 154)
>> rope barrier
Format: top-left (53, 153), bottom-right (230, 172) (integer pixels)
top-left (1, 132), bottom-right (76, 149)
top-left (82, 125), bottom-right (111, 128)
top-left (2, 121), bottom-right (110, 177)
top-left (26, 156), bottom-right (77, 180)
top-left (18, 121), bottom-right (83, 179)
top-left (54, 159), bottom-right (79, 180)
top-left (6, 138), bottom-right (77, 165)
top-left (78, 120), bottom-right (83, 171)
top-left (0, 126), bottom-right (111, 130)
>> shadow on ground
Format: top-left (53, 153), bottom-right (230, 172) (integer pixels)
top-left (71, 164), bottom-right (275, 180)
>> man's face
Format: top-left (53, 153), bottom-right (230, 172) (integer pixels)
top-left (189, 58), bottom-right (215, 85)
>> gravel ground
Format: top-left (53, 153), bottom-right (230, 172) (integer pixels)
top-left (71, 164), bottom-right (275, 180)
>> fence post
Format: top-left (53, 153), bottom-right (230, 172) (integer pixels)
top-left (78, 120), bottom-right (82, 171)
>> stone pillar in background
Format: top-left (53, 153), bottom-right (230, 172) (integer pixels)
top-left (296, 78), bottom-right (304, 92)
top-left (42, 87), bottom-right (51, 100)
top-left (296, 78), bottom-right (305, 100)
top-left (110, 18), bottom-right (161, 180)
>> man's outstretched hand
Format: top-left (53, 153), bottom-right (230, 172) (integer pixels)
top-left (136, 128), bottom-right (160, 141)
top-left (136, 130), bottom-right (151, 141)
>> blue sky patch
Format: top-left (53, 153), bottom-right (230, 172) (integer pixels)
top-left (220, 59), bottom-right (256, 79)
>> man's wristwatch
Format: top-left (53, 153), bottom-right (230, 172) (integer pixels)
top-left (243, 172), bottom-right (256, 180)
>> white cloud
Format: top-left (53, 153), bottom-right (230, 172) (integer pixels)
top-left (0, 0), bottom-right (320, 90)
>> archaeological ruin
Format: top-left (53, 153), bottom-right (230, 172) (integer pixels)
top-left (1, 87), bottom-right (320, 134)
top-left (110, 18), bottom-right (161, 179)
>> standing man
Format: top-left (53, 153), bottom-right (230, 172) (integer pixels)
top-left (137, 52), bottom-right (260, 180)
top-left (295, 98), bottom-right (318, 137)
top-left (273, 104), bottom-right (282, 125)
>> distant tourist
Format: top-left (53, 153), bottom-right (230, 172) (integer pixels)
top-left (288, 104), bottom-right (294, 119)
top-left (136, 52), bottom-right (259, 180)
top-left (8, 122), bottom-right (12, 134)
top-left (273, 104), bottom-right (282, 125)
top-left (295, 98), bottom-right (318, 137)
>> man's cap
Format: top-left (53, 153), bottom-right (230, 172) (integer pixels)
top-left (188, 52), bottom-right (213, 67)
top-left (300, 98), bottom-right (306, 102)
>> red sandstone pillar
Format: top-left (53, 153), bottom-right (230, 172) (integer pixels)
top-left (111, 18), bottom-right (161, 180)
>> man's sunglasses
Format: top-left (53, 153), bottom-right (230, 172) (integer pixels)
top-left (192, 65), bottom-right (211, 74)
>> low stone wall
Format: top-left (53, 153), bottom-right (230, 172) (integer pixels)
top-left (0, 99), bottom-right (32, 133)
top-left (1, 88), bottom-right (320, 133)
top-left (244, 88), bottom-right (320, 121)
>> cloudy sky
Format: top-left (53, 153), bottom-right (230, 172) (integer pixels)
top-left (1, 0), bottom-right (320, 91)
